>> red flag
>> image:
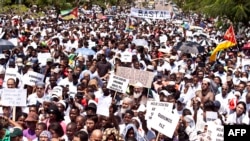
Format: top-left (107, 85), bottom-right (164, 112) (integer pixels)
top-left (224, 25), bottom-right (236, 44)
top-left (71, 7), bottom-right (78, 18)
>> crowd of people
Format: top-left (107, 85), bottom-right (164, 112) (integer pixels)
top-left (0, 3), bottom-right (250, 141)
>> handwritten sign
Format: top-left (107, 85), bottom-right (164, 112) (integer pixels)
top-left (1, 88), bottom-right (27, 106)
top-left (151, 110), bottom-right (180, 138)
top-left (107, 75), bottom-right (129, 93)
top-left (23, 71), bottom-right (45, 86)
top-left (206, 122), bottom-right (224, 141)
top-left (121, 52), bottom-right (132, 62)
top-left (116, 67), bottom-right (154, 88)
top-left (145, 101), bottom-right (173, 120)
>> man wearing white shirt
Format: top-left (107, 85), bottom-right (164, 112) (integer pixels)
top-left (27, 82), bottom-right (47, 105)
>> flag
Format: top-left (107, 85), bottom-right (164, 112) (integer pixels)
top-left (209, 25), bottom-right (236, 62)
top-left (125, 16), bottom-right (135, 31)
top-left (60, 7), bottom-right (78, 20)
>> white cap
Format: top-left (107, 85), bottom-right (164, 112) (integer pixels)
top-left (133, 82), bottom-right (143, 88)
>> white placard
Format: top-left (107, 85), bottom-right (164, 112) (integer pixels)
top-left (37, 53), bottom-right (52, 66)
top-left (107, 75), bottom-right (129, 93)
top-left (206, 111), bottom-right (218, 122)
top-left (23, 71), bottom-right (45, 86)
top-left (121, 52), bottom-right (132, 62)
top-left (151, 110), bottom-right (180, 138)
top-left (96, 96), bottom-right (112, 117)
top-left (1, 88), bottom-right (27, 106)
top-left (130, 8), bottom-right (171, 20)
top-left (4, 68), bottom-right (17, 82)
top-left (206, 122), bottom-right (224, 141)
top-left (145, 101), bottom-right (173, 120)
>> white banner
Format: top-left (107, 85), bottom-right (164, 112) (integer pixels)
top-left (130, 8), bottom-right (171, 19)
top-left (107, 75), bottom-right (129, 93)
top-left (1, 88), bottom-right (27, 106)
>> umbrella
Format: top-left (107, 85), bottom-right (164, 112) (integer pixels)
top-left (75, 47), bottom-right (96, 56)
top-left (242, 42), bottom-right (250, 50)
top-left (173, 41), bottom-right (205, 54)
top-left (132, 39), bottom-right (148, 47)
top-left (0, 39), bottom-right (15, 52)
top-left (198, 39), bottom-right (212, 47)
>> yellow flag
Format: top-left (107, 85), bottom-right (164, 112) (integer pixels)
top-left (209, 41), bottom-right (236, 62)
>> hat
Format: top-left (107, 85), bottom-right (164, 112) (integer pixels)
top-left (77, 56), bottom-right (84, 62)
top-left (86, 103), bottom-right (97, 111)
top-left (137, 104), bottom-right (146, 112)
top-left (213, 100), bottom-right (221, 108)
top-left (25, 113), bottom-right (38, 122)
top-left (52, 67), bottom-right (60, 73)
top-left (0, 54), bottom-right (5, 59)
top-left (203, 78), bottom-right (211, 84)
top-left (177, 97), bottom-right (185, 104)
top-left (58, 100), bottom-right (66, 109)
top-left (46, 58), bottom-right (53, 62)
top-left (10, 128), bottom-right (23, 137)
top-left (184, 74), bottom-right (192, 79)
top-left (16, 58), bottom-right (23, 66)
top-left (133, 82), bottom-right (143, 88)
top-left (25, 61), bottom-right (33, 66)
top-left (159, 90), bottom-right (171, 96)
top-left (170, 56), bottom-right (176, 60)
top-left (48, 104), bottom-right (60, 114)
top-left (168, 81), bottom-right (175, 86)
top-left (36, 81), bottom-right (45, 88)
top-left (39, 131), bottom-right (52, 140)
top-left (234, 91), bottom-right (241, 97)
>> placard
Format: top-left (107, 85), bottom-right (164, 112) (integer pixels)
top-left (151, 110), bottom-right (180, 138)
top-left (206, 111), bottom-right (218, 122)
top-left (37, 53), bottom-right (52, 66)
top-left (121, 52), bottom-right (132, 62)
top-left (107, 75), bottom-right (129, 93)
top-left (145, 101), bottom-right (173, 120)
top-left (96, 96), bottom-right (112, 117)
top-left (23, 71), bottom-right (45, 86)
top-left (1, 88), bottom-right (27, 106)
top-left (206, 122), bottom-right (224, 141)
top-left (130, 8), bottom-right (171, 20)
top-left (4, 68), bottom-right (18, 82)
top-left (116, 67), bottom-right (154, 88)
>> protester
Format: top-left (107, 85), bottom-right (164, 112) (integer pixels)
top-left (0, 1), bottom-right (250, 141)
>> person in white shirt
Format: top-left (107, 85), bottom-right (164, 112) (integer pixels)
top-left (27, 82), bottom-right (46, 104)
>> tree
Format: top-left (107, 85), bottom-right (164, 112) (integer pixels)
top-left (174, 0), bottom-right (250, 25)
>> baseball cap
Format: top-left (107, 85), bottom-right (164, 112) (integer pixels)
top-left (177, 97), bottom-right (185, 104)
top-left (10, 128), bottom-right (23, 137)
top-left (86, 103), bottom-right (97, 111)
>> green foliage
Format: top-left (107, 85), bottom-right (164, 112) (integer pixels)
top-left (0, 4), bottom-right (29, 14)
top-left (173, 0), bottom-right (250, 25)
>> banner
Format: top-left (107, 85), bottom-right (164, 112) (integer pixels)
top-left (116, 67), bottom-right (154, 88)
top-left (130, 8), bottom-right (171, 20)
